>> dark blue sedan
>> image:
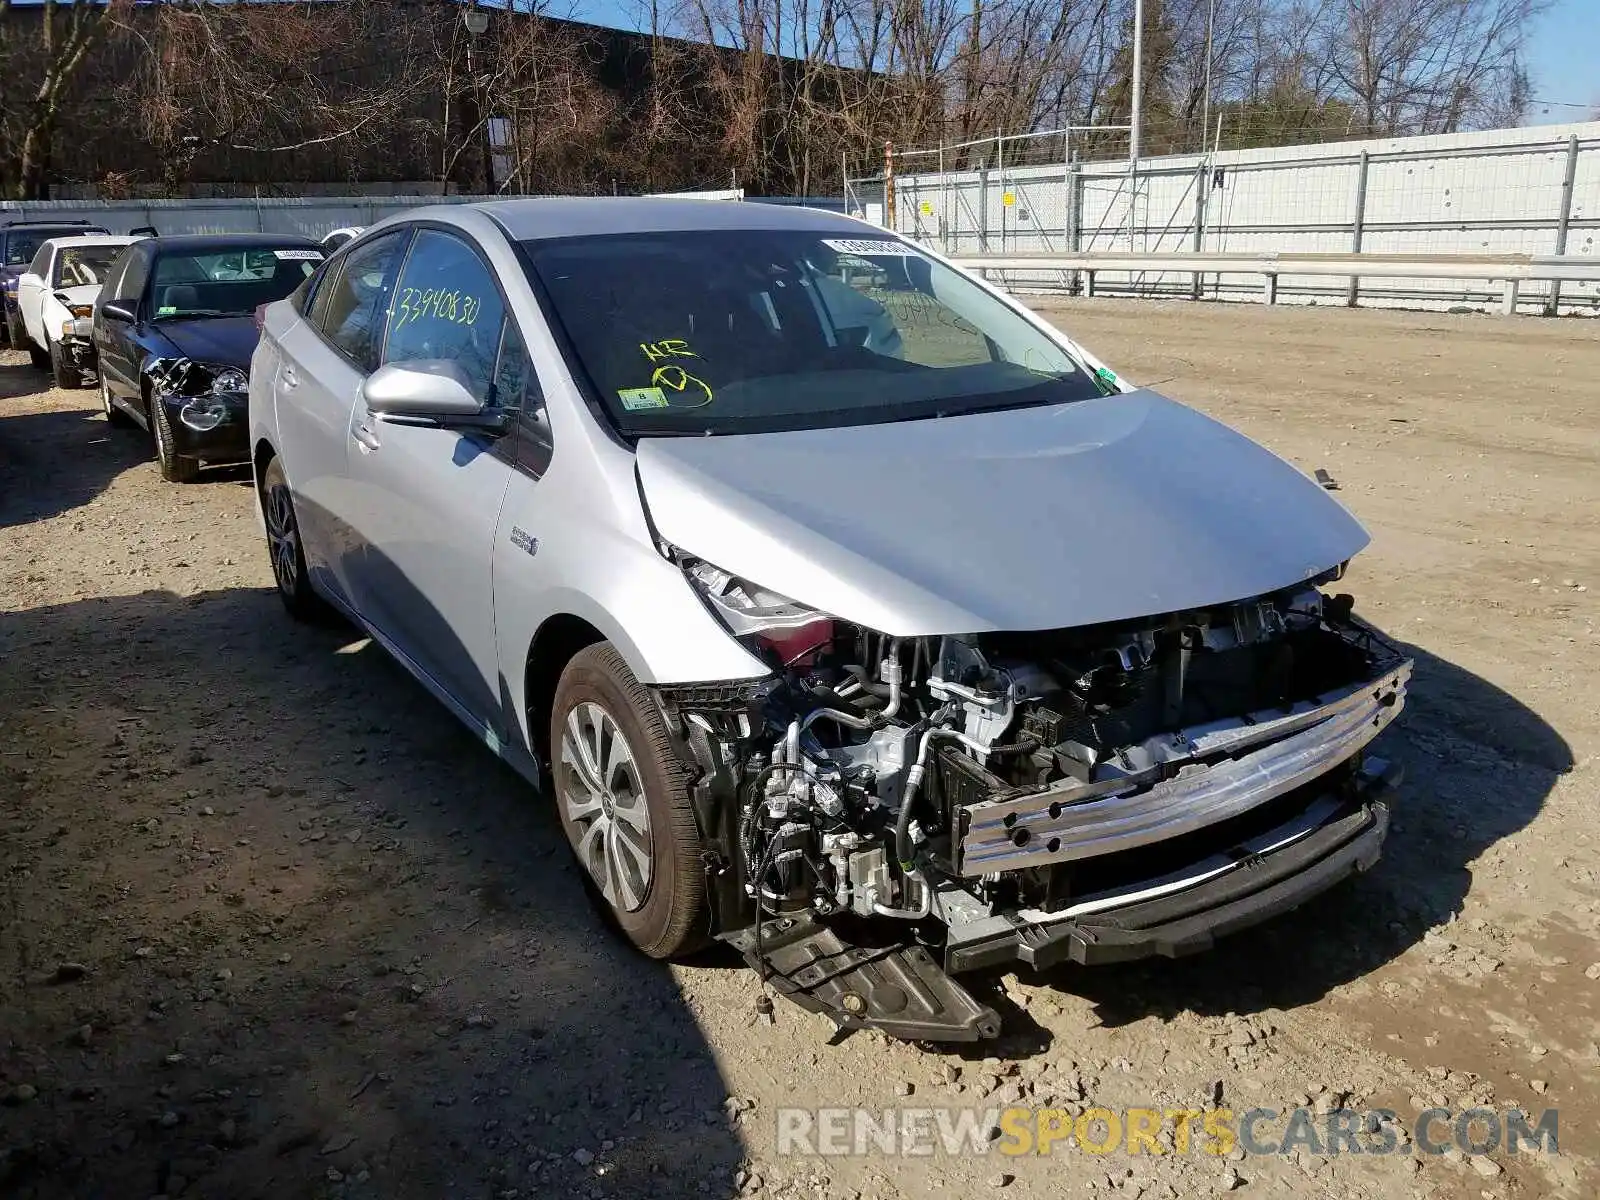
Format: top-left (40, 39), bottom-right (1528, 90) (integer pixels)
top-left (93, 233), bottom-right (326, 482)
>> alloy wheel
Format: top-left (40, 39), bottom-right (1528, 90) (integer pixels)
top-left (558, 701), bottom-right (654, 912)
top-left (264, 483), bottom-right (300, 597)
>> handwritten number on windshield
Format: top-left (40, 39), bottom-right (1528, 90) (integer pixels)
top-left (393, 287), bottom-right (483, 333)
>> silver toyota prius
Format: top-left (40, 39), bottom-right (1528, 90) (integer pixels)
top-left (249, 198), bottom-right (1411, 1042)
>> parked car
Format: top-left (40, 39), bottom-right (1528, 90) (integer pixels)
top-left (321, 226), bottom-right (364, 253)
top-left (13, 234), bottom-right (141, 386)
top-left (249, 200), bottom-right (1411, 1042)
top-left (93, 233), bottom-right (325, 482)
top-left (2, 218), bottom-right (109, 350)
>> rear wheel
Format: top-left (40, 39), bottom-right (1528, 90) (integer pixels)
top-left (149, 392), bottom-right (199, 483)
top-left (261, 456), bottom-right (328, 622)
top-left (550, 643), bottom-right (709, 959)
top-left (101, 379), bottom-right (133, 427)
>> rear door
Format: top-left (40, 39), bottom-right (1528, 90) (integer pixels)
top-left (270, 229), bottom-right (409, 607)
top-left (340, 227), bottom-right (521, 728)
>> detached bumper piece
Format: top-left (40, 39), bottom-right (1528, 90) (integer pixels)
top-left (944, 759), bottom-right (1402, 973)
top-left (728, 915), bottom-right (1002, 1042)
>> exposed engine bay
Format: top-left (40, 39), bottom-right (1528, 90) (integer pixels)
top-left (659, 569), bottom-right (1410, 1042)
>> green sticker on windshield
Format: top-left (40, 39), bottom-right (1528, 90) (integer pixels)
top-left (1094, 366), bottom-right (1118, 391)
top-left (157, 305), bottom-right (177, 315)
top-left (618, 386), bottom-right (669, 411)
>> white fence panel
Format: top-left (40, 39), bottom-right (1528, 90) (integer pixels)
top-left (869, 122), bottom-right (1600, 313)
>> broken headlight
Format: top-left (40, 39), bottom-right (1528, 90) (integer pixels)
top-left (675, 553), bottom-right (834, 666)
top-left (209, 366), bottom-right (248, 393)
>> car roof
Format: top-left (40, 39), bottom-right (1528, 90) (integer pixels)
top-left (142, 233), bottom-right (323, 254)
top-left (465, 197), bottom-right (873, 241)
top-left (42, 235), bottom-right (140, 250)
top-left (2, 219), bottom-right (108, 230)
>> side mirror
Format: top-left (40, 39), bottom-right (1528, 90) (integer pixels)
top-left (100, 301), bottom-right (135, 323)
top-left (362, 360), bottom-right (505, 431)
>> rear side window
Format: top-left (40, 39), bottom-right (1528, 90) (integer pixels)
top-left (316, 230), bottom-right (407, 371)
top-left (382, 229), bottom-right (506, 403)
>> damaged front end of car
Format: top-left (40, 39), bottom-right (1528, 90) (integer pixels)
top-left (657, 569), bottom-right (1410, 1043)
top-left (145, 357), bottom-right (250, 435)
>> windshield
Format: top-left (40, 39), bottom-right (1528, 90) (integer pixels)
top-left (55, 245), bottom-right (124, 288)
top-left (6, 228), bottom-right (100, 267)
top-left (149, 247), bottom-right (324, 319)
top-left (522, 230), bottom-right (1107, 435)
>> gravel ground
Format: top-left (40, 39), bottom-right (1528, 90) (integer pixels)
top-left (2, 299), bottom-right (1597, 1200)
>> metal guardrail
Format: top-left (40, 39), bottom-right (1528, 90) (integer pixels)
top-left (941, 250), bottom-right (1600, 315)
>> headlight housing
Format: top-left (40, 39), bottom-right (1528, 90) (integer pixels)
top-left (673, 550), bottom-right (835, 666)
top-left (54, 292), bottom-right (93, 319)
top-left (210, 366), bottom-right (248, 394)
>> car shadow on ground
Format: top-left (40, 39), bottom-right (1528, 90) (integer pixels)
top-left (1024, 636), bottom-right (1572, 1028)
top-left (0, 586), bottom-right (746, 1200)
top-left (0, 361), bottom-right (152, 528)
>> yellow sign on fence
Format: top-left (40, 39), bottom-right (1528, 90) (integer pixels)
top-left (1002, 191), bottom-right (1016, 206)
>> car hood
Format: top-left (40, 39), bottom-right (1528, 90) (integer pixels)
top-left (634, 390), bottom-right (1370, 636)
top-left (146, 316), bottom-right (259, 368)
top-left (54, 283), bottom-right (102, 307)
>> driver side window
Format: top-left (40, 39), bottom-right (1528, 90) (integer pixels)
top-left (27, 245), bottom-right (51, 278)
top-left (381, 230), bottom-right (506, 404)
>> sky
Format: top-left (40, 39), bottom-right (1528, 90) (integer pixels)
top-left (1524, 0), bottom-right (1600, 124)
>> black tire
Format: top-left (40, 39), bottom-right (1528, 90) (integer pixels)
top-left (260, 456), bottom-right (330, 622)
top-left (149, 391), bottom-right (199, 483)
top-left (50, 341), bottom-right (78, 390)
top-left (28, 341), bottom-right (49, 372)
top-left (550, 643), bottom-right (709, 959)
top-left (101, 379), bottom-right (133, 428)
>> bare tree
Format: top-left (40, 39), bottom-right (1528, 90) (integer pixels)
top-left (0, 0), bottom-right (116, 198)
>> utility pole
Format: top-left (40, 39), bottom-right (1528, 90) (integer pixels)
top-left (462, 7), bottom-right (490, 193)
top-left (1129, 0), bottom-right (1145, 163)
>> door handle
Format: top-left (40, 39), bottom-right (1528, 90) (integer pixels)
top-left (281, 365), bottom-right (298, 389)
top-left (352, 423), bottom-right (381, 452)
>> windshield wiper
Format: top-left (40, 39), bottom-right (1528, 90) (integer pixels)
top-left (154, 309), bottom-right (243, 320)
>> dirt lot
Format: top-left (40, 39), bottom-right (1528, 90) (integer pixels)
top-left (2, 299), bottom-right (1597, 1200)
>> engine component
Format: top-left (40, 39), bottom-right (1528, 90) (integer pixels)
top-left (710, 583), bottom-right (1408, 1043)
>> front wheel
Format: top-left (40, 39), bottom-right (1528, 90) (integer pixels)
top-left (50, 342), bottom-right (79, 390)
top-left (149, 392), bottom-right (199, 482)
top-left (550, 643), bottom-right (709, 959)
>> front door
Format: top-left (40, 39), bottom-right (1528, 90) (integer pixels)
top-left (340, 228), bottom-right (521, 730)
top-left (94, 245), bottom-right (150, 405)
top-left (16, 246), bottom-right (49, 348)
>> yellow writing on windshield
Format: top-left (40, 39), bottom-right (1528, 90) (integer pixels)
top-left (650, 364), bottom-right (714, 407)
top-left (639, 338), bottom-right (697, 363)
